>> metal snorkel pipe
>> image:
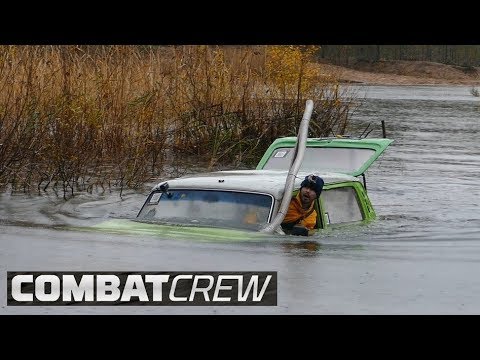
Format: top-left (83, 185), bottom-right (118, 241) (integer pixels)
top-left (260, 99), bottom-right (313, 234)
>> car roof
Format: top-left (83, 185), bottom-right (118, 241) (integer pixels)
top-left (152, 170), bottom-right (360, 200)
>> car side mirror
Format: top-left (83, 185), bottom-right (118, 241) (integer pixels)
top-left (159, 182), bottom-right (169, 192)
top-left (159, 182), bottom-right (173, 198)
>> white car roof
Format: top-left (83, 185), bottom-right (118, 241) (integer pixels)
top-left (153, 170), bottom-right (359, 200)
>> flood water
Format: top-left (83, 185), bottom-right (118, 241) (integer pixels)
top-left (1, 85), bottom-right (480, 314)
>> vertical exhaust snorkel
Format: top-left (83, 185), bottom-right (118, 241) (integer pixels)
top-left (260, 99), bottom-right (313, 234)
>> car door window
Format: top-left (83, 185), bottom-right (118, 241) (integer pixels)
top-left (321, 186), bottom-right (363, 224)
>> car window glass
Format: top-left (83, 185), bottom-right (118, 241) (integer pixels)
top-left (321, 186), bottom-right (363, 224)
top-left (263, 147), bottom-right (375, 173)
top-left (137, 190), bottom-right (273, 231)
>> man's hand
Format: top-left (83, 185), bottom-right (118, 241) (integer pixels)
top-left (291, 225), bottom-right (309, 236)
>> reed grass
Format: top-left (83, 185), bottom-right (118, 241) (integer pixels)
top-left (0, 45), bottom-right (359, 198)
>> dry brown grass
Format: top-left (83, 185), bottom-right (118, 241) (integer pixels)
top-left (0, 45), bottom-right (357, 198)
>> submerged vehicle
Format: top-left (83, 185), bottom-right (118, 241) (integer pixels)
top-left (136, 139), bottom-right (391, 234)
top-left (92, 100), bottom-right (392, 239)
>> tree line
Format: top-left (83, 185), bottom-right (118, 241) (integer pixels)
top-left (318, 45), bottom-right (480, 67)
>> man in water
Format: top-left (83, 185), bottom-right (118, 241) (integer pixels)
top-left (281, 174), bottom-right (324, 236)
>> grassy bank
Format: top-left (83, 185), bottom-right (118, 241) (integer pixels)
top-left (0, 45), bottom-right (358, 198)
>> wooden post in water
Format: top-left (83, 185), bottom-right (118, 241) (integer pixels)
top-left (381, 120), bottom-right (387, 138)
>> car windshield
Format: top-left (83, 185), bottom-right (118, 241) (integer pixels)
top-left (137, 189), bottom-right (273, 231)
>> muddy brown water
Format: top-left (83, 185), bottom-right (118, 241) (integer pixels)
top-left (1, 85), bottom-right (480, 314)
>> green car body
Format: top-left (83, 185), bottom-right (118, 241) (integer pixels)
top-left (85, 137), bottom-right (392, 239)
top-left (256, 137), bottom-right (393, 230)
top-left (87, 218), bottom-right (266, 241)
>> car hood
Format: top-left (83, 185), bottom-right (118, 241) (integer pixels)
top-left (73, 219), bottom-right (268, 242)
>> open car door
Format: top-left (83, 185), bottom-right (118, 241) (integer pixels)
top-left (256, 138), bottom-right (393, 177)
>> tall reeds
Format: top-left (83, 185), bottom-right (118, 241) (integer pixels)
top-left (0, 45), bottom-right (358, 198)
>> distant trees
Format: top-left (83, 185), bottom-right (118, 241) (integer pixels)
top-left (318, 45), bottom-right (480, 67)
